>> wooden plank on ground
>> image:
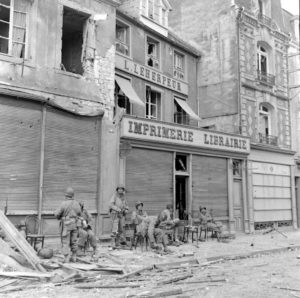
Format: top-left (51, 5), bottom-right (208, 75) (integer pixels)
top-left (0, 210), bottom-right (45, 272)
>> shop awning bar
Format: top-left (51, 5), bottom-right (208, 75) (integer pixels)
top-left (174, 98), bottom-right (201, 121)
top-left (115, 76), bottom-right (145, 107)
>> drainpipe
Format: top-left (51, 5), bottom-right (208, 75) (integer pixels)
top-left (236, 6), bottom-right (244, 135)
top-left (196, 56), bottom-right (201, 126)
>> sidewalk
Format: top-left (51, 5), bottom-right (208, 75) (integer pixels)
top-left (44, 227), bottom-right (300, 265)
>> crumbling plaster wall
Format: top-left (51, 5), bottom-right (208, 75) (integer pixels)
top-left (169, 0), bottom-right (240, 134)
top-left (0, 0), bottom-right (116, 119)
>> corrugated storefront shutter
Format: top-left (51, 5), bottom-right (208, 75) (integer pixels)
top-left (43, 106), bottom-right (100, 213)
top-left (125, 148), bottom-right (173, 216)
top-left (0, 97), bottom-right (41, 212)
top-left (192, 155), bottom-right (228, 218)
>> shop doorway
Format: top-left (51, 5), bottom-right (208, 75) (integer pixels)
top-left (233, 179), bottom-right (244, 231)
top-left (176, 176), bottom-right (188, 220)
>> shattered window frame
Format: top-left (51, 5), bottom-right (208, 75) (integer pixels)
top-left (146, 35), bottom-right (160, 69)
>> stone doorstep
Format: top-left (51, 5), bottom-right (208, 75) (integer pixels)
top-left (206, 244), bottom-right (300, 262)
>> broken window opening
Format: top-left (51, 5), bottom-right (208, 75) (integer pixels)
top-left (0, 0), bottom-right (28, 58)
top-left (61, 6), bottom-right (89, 75)
top-left (146, 36), bottom-right (159, 69)
top-left (175, 154), bottom-right (187, 172)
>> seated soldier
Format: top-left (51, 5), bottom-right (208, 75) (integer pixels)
top-left (131, 202), bottom-right (171, 252)
top-left (156, 204), bottom-right (180, 242)
top-left (145, 216), bottom-right (171, 253)
top-left (199, 206), bottom-right (223, 238)
top-left (131, 201), bottom-right (148, 228)
top-left (78, 202), bottom-right (97, 254)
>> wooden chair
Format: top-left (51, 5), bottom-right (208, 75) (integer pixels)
top-left (199, 224), bottom-right (220, 241)
top-left (125, 223), bottom-right (149, 251)
top-left (183, 216), bottom-right (199, 245)
top-left (25, 215), bottom-right (45, 251)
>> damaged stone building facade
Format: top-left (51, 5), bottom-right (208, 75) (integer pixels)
top-left (0, 0), bottom-right (119, 236)
top-left (169, 0), bottom-right (299, 231)
top-left (96, 0), bottom-right (253, 236)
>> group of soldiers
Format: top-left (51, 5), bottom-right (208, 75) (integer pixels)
top-left (55, 184), bottom-right (223, 262)
top-left (109, 184), bottom-right (180, 252)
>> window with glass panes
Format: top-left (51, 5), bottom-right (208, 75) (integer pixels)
top-left (146, 86), bottom-right (161, 120)
top-left (0, 0), bottom-right (29, 58)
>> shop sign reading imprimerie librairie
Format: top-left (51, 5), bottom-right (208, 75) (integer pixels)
top-left (121, 117), bottom-right (250, 153)
top-left (116, 54), bottom-right (189, 95)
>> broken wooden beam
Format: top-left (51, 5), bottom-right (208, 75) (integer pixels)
top-left (157, 273), bottom-right (193, 285)
top-left (154, 258), bottom-right (198, 270)
top-left (128, 288), bottom-right (183, 298)
top-left (0, 271), bottom-right (52, 279)
top-left (75, 283), bottom-right (141, 289)
top-left (117, 265), bottom-right (153, 280)
top-left (0, 210), bottom-right (45, 272)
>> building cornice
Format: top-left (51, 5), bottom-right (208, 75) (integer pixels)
top-left (251, 143), bottom-right (295, 155)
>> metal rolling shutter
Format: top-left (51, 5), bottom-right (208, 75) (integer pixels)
top-left (252, 162), bottom-right (292, 222)
top-left (192, 155), bottom-right (228, 218)
top-left (43, 106), bottom-right (100, 213)
top-left (0, 97), bottom-right (41, 212)
top-left (125, 148), bottom-right (173, 216)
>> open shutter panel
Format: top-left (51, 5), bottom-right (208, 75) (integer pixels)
top-left (192, 155), bottom-right (228, 218)
top-left (125, 148), bottom-right (173, 216)
top-left (0, 97), bottom-right (41, 212)
top-left (43, 106), bottom-right (100, 213)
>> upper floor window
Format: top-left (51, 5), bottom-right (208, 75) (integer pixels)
top-left (114, 80), bottom-right (131, 116)
top-left (0, 0), bottom-right (29, 58)
top-left (61, 6), bottom-right (89, 75)
top-left (257, 45), bottom-right (267, 74)
top-left (257, 43), bottom-right (275, 85)
top-left (259, 104), bottom-right (270, 136)
top-left (116, 20), bottom-right (130, 56)
top-left (174, 99), bottom-right (189, 125)
top-left (173, 51), bottom-right (185, 80)
top-left (142, 0), bottom-right (170, 27)
top-left (146, 86), bottom-right (161, 120)
top-left (258, 103), bottom-right (278, 145)
top-left (146, 36), bottom-right (160, 69)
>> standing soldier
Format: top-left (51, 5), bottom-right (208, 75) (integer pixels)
top-left (109, 185), bottom-right (129, 247)
top-left (55, 187), bottom-right (82, 262)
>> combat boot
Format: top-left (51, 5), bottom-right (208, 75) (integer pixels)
top-left (150, 242), bottom-right (160, 250)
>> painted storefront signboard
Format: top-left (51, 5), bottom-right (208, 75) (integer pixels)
top-left (121, 117), bottom-right (250, 153)
top-left (116, 54), bottom-right (189, 95)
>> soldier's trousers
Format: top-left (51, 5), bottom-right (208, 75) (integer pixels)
top-left (111, 214), bottom-right (126, 242)
top-left (148, 224), bottom-right (167, 246)
top-left (61, 229), bottom-right (78, 255)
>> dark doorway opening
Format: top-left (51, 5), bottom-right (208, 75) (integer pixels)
top-left (176, 176), bottom-right (188, 220)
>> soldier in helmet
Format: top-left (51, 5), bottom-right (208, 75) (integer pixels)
top-left (109, 184), bottom-right (129, 247)
top-left (55, 187), bottom-right (82, 262)
top-left (156, 203), bottom-right (180, 243)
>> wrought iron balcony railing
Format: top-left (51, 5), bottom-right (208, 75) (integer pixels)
top-left (257, 70), bottom-right (275, 86)
top-left (258, 133), bottom-right (278, 146)
top-left (258, 13), bottom-right (278, 30)
top-left (174, 112), bottom-right (190, 125)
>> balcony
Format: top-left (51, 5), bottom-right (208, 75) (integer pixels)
top-left (258, 13), bottom-right (279, 30)
top-left (258, 133), bottom-right (278, 146)
top-left (257, 70), bottom-right (275, 86)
